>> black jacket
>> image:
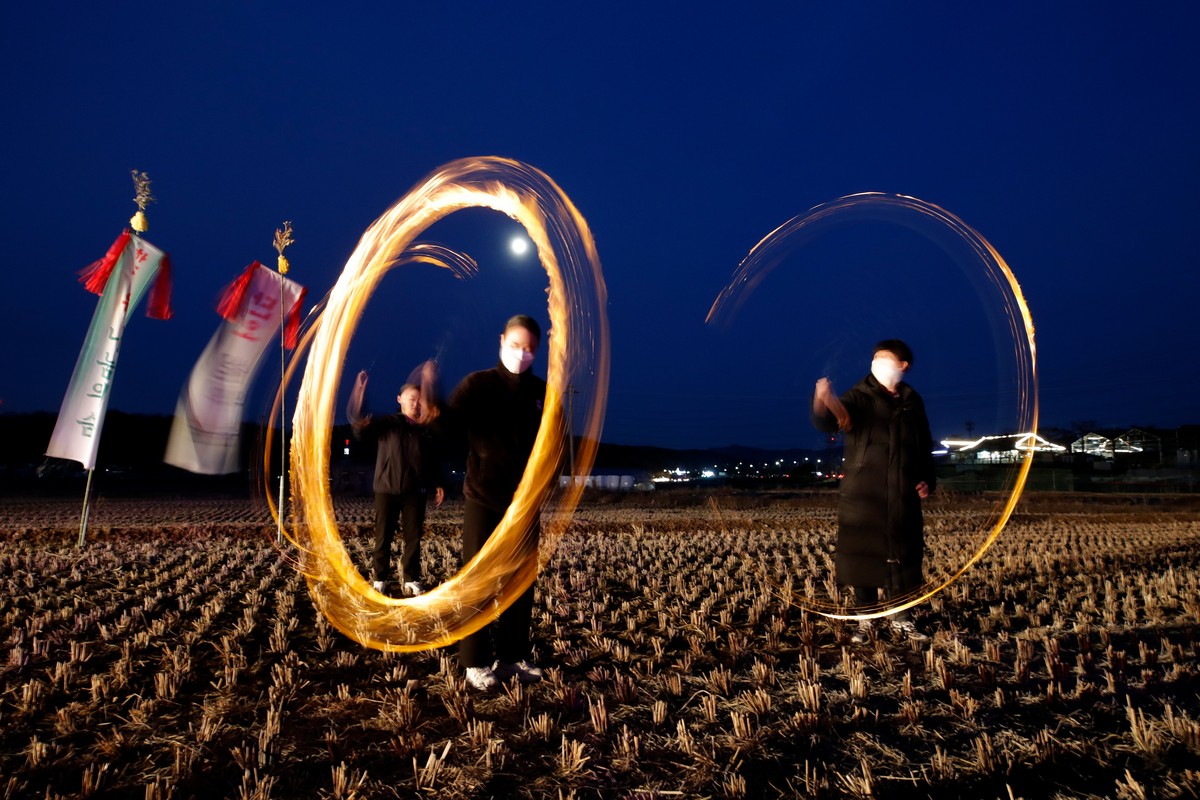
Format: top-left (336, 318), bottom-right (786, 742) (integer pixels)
top-left (813, 373), bottom-right (936, 588)
top-left (354, 413), bottom-right (443, 496)
top-left (447, 363), bottom-right (547, 512)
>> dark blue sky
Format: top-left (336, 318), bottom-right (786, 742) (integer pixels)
top-left (2, 3), bottom-right (1197, 450)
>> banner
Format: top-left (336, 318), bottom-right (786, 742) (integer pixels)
top-left (164, 262), bottom-right (306, 475)
top-left (46, 233), bottom-right (172, 470)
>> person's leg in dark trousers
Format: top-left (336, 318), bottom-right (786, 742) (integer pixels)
top-left (853, 586), bottom-right (878, 608)
top-left (458, 500), bottom-right (501, 669)
top-left (373, 492), bottom-right (403, 583)
top-left (886, 561), bottom-right (919, 622)
top-left (494, 580), bottom-right (536, 664)
top-left (494, 511), bottom-right (540, 664)
top-left (848, 585), bottom-right (878, 642)
top-left (398, 490), bottom-right (427, 584)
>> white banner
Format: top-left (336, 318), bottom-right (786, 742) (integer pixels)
top-left (46, 234), bottom-right (169, 470)
top-left (164, 264), bottom-right (305, 475)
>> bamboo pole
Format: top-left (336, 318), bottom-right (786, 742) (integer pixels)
top-left (274, 222), bottom-right (295, 545)
top-left (76, 468), bottom-right (94, 548)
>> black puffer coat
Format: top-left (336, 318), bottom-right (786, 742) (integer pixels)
top-left (355, 414), bottom-right (442, 496)
top-left (447, 363), bottom-right (547, 513)
top-left (812, 373), bottom-right (936, 588)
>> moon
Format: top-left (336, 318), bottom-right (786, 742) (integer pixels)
top-left (510, 236), bottom-right (530, 256)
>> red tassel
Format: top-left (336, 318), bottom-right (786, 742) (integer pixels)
top-left (216, 262), bottom-right (260, 321)
top-left (78, 232), bottom-right (132, 295)
top-left (146, 253), bottom-right (173, 320)
top-left (284, 287), bottom-right (307, 349)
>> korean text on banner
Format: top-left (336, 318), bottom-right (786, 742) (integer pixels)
top-left (164, 264), bottom-right (305, 474)
top-left (46, 235), bottom-right (170, 470)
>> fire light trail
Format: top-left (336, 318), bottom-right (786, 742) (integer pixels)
top-left (708, 192), bottom-right (1037, 621)
top-left (267, 158), bottom-right (608, 652)
top-left (259, 242), bottom-right (479, 524)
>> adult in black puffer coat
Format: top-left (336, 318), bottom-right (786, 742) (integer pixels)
top-left (812, 340), bottom-right (936, 629)
top-left (446, 314), bottom-right (552, 690)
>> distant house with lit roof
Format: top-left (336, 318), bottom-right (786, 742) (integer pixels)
top-left (939, 432), bottom-right (1066, 464)
top-left (1070, 432), bottom-right (1143, 459)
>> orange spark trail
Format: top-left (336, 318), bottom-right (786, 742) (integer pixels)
top-left (709, 192), bottom-right (1037, 621)
top-left (273, 158), bottom-right (608, 651)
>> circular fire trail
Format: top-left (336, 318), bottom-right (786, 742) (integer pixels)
top-left (708, 192), bottom-right (1037, 621)
top-left (275, 158), bottom-right (608, 651)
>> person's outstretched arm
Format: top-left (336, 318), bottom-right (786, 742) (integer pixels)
top-left (416, 359), bottom-right (442, 425)
top-left (812, 377), bottom-right (852, 432)
top-left (348, 370), bottom-right (372, 431)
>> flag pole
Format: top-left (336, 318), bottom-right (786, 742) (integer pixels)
top-left (273, 222), bottom-right (295, 545)
top-left (77, 171), bottom-right (155, 549)
top-left (77, 468), bottom-right (95, 548)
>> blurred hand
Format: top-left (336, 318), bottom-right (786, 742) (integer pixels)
top-left (915, 481), bottom-right (931, 499)
top-left (815, 378), bottom-right (852, 431)
top-left (417, 360), bottom-right (441, 425)
top-left (434, 487), bottom-right (445, 508)
top-left (348, 370), bottom-right (370, 424)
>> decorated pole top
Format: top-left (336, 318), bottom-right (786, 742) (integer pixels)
top-left (274, 220), bottom-right (294, 275)
top-left (129, 169), bottom-right (154, 233)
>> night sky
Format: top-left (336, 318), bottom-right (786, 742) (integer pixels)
top-left (2, 4), bottom-right (1197, 451)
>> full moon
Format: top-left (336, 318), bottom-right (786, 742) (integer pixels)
top-left (510, 236), bottom-right (530, 256)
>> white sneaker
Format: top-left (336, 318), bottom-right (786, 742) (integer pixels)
top-left (851, 620), bottom-right (873, 644)
top-left (372, 580), bottom-right (387, 593)
top-left (403, 581), bottom-right (426, 596)
top-left (494, 660), bottom-right (544, 683)
top-left (890, 619), bottom-right (929, 641)
top-left (465, 666), bottom-right (498, 691)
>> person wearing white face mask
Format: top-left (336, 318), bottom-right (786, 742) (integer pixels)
top-left (812, 339), bottom-right (936, 643)
top-left (446, 314), bottom-right (550, 690)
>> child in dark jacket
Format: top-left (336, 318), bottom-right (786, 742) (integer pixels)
top-left (348, 363), bottom-right (445, 596)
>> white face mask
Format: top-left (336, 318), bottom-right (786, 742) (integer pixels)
top-left (500, 345), bottom-right (535, 374)
top-left (870, 357), bottom-right (904, 391)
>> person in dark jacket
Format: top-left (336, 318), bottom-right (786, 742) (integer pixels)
top-left (446, 314), bottom-right (549, 691)
top-left (812, 339), bottom-right (936, 642)
top-left (348, 363), bottom-right (445, 597)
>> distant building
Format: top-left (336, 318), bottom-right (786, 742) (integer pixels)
top-left (1065, 427), bottom-right (1199, 468)
top-left (939, 432), bottom-right (1066, 464)
top-left (1070, 432), bottom-right (1143, 459)
top-left (1177, 426), bottom-right (1200, 466)
top-left (1123, 428), bottom-right (1161, 455)
top-left (560, 471), bottom-right (653, 491)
